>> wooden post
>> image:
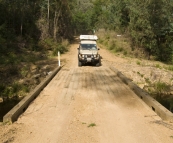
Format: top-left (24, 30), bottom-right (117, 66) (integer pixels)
top-left (58, 51), bottom-right (60, 66)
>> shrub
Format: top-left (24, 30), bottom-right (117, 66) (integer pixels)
top-left (167, 66), bottom-right (173, 71)
top-left (109, 40), bottom-right (116, 50)
top-left (154, 81), bottom-right (170, 95)
top-left (61, 39), bottom-right (69, 48)
top-left (8, 66), bottom-right (19, 76)
top-left (155, 64), bottom-right (162, 69)
top-left (98, 39), bottom-right (103, 44)
top-left (116, 47), bottom-right (123, 52)
top-left (145, 78), bottom-right (151, 84)
top-left (52, 44), bottom-right (68, 56)
top-left (123, 51), bottom-right (127, 55)
top-left (104, 40), bottom-right (108, 46)
top-left (105, 35), bottom-right (110, 40)
top-left (1, 83), bottom-right (29, 98)
top-left (136, 60), bottom-right (141, 65)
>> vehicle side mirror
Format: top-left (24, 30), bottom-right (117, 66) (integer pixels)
top-left (98, 48), bottom-right (100, 50)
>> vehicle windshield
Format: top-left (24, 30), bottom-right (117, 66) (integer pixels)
top-left (80, 44), bottom-right (97, 50)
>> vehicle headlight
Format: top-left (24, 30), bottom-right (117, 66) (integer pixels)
top-left (82, 54), bottom-right (84, 58)
top-left (94, 54), bottom-right (97, 58)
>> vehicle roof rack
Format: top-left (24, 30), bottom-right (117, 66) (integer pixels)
top-left (80, 35), bottom-right (98, 41)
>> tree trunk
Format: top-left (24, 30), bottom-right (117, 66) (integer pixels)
top-left (53, 11), bottom-right (57, 41)
top-left (53, 6), bottom-right (61, 41)
top-left (21, 23), bottom-right (23, 36)
top-left (48, 0), bottom-right (49, 22)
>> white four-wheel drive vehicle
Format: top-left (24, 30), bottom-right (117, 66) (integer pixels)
top-left (78, 35), bottom-right (101, 67)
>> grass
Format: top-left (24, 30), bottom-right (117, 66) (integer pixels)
top-left (166, 65), bottom-right (173, 71)
top-left (145, 78), bottom-right (151, 84)
top-left (108, 40), bottom-right (116, 50)
top-left (88, 123), bottom-right (96, 127)
top-left (136, 60), bottom-right (141, 65)
top-left (154, 81), bottom-right (170, 95)
top-left (155, 64), bottom-right (162, 69)
top-left (97, 31), bottom-right (132, 58)
top-left (2, 120), bottom-right (12, 125)
top-left (137, 72), bottom-right (143, 77)
top-left (123, 51), bottom-right (127, 55)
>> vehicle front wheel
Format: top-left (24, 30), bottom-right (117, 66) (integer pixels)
top-left (78, 60), bottom-right (82, 67)
top-left (96, 59), bottom-right (101, 67)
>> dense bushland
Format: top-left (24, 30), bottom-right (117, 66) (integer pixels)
top-left (90, 0), bottom-right (173, 63)
top-left (0, 0), bottom-right (74, 100)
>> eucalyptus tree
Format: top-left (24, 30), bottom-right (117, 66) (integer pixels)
top-left (147, 0), bottom-right (173, 62)
top-left (38, 0), bottom-right (75, 40)
top-left (91, 0), bottom-right (173, 62)
top-left (71, 0), bottom-right (94, 34)
top-left (127, 0), bottom-right (155, 58)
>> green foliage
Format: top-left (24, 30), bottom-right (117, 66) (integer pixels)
top-left (154, 81), bottom-right (170, 95)
top-left (40, 38), bottom-right (68, 56)
top-left (155, 64), bottom-right (162, 69)
top-left (105, 35), bottom-right (110, 40)
top-left (0, 83), bottom-right (29, 98)
top-left (88, 123), bottom-right (96, 127)
top-left (20, 67), bottom-right (29, 77)
top-left (136, 61), bottom-right (141, 65)
top-left (61, 39), bottom-right (70, 48)
top-left (0, 0), bottom-right (71, 100)
top-left (166, 66), bottom-right (173, 71)
top-left (8, 66), bottom-right (19, 76)
top-left (115, 47), bottom-right (123, 52)
top-left (2, 0), bottom-right (173, 101)
top-left (72, 11), bottom-right (92, 34)
top-left (123, 50), bottom-right (127, 55)
top-left (52, 45), bottom-right (67, 56)
top-left (1, 0), bottom-right (173, 63)
top-left (87, 0), bottom-right (173, 63)
top-left (109, 40), bottom-right (116, 50)
top-left (98, 39), bottom-right (104, 44)
top-left (145, 78), bottom-right (151, 84)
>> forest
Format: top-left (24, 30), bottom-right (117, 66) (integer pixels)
top-left (1, 0), bottom-right (173, 100)
top-left (0, 0), bottom-right (173, 62)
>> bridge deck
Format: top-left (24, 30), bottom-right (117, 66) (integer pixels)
top-left (1, 44), bottom-right (173, 143)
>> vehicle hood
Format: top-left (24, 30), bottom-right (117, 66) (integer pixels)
top-left (79, 50), bottom-right (98, 55)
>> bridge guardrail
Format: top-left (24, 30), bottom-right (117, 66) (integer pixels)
top-left (3, 66), bottom-right (61, 123)
top-left (110, 66), bottom-right (173, 122)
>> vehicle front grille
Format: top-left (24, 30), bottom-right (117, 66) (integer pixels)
top-left (87, 55), bottom-right (91, 57)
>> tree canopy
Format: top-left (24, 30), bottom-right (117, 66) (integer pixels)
top-left (89, 0), bottom-right (173, 62)
top-left (0, 0), bottom-right (173, 62)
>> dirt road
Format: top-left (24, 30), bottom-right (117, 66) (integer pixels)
top-left (1, 43), bottom-right (173, 143)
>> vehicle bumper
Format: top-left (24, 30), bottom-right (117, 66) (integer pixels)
top-left (78, 55), bottom-right (100, 63)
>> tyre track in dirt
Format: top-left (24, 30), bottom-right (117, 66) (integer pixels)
top-left (1, 44), bottom-right (173, 143)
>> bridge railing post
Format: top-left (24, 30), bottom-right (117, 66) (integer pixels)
top-left (58, 51), bottom-right (60, 66)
